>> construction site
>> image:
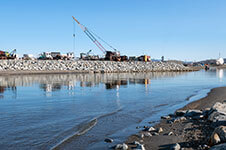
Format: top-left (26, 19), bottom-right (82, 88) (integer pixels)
top-left (0, 17), bottom-right (191, 74)
top-left (0, 17), bottom-right (151, 63)
top-left (1, 16), bottom-right (225, 73)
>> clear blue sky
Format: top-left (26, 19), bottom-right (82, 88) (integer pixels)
top-left (0, 0), bottom-right (226, 61)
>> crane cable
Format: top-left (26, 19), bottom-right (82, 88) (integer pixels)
top-left (86, 27), bottom-right (117, 52)
top-left (73, 20), bottom-right (76, 52)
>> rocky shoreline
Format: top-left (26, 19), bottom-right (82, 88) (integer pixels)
top-left (113, 87), bottom-right (226, 150)
top-left (0, 60), bottom-right (198, 74)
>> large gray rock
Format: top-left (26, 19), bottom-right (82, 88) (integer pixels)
top-left (175, 110), bottom-right (187, 116)
top-left (104, 138), bottom-right (113, 143)
top-left (161, 115), bottom-right (171, 119)
top-left (144, 127), bottom-right (155, 132)
top-left (209, 126), bottom-right (226, 146)
top-left (157, 127), bottom-right (163, 133)
top-left (209, 143), bottom-right (226, 150)
top-left (173, 116), bottom-right (187, 123)
top-left (210, 133), bottom-right (221, 146)
top-left (114, 143), bottom-right (128, 150)
top-left (133, 144), bottom-right (145, 150)
top-left (208, 102), bottom-right (226, 126)
top-left (170, 143), bottom-right (181, 150)
top-left (185, 109), bottom-right (203, 117)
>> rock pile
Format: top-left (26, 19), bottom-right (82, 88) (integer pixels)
top-left (0, 60), bottom-right (193, 73)
top-left (164, 102), bottom-right (226, 149)
top-left (208, 102), bottom-right (226, 126)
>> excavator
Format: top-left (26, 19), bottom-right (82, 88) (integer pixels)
top-left (72, 16), bottom-right (122, 61)
top-left (80, 49), bottom-right (99, 60)
top-left (0, 49), bottom-right (17, 59)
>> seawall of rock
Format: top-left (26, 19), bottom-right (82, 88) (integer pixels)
top-left (0, 60), bottom-right (196, 73)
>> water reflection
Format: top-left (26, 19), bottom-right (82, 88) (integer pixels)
top-left (0, 86), bottom-right (17, 99)
top-left (217, 69), bottom-right (224, 82)
top-left (0, 72), bottom-right (186, 97)
top-left (105, 80), bottom-right (128, 89)
top-left (40, 83), bottom-right (62, 92)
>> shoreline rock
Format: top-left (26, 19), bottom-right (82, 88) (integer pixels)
top-left (0, 60), bottom-right (198, 74)
top-left (126, 101), bottom-right (226, 150)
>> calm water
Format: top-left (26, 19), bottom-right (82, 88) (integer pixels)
top-left (0, 69), bottom-right (226, 150)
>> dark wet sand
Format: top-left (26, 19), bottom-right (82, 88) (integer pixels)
top-left (126, 87), bottom-right (226, 150)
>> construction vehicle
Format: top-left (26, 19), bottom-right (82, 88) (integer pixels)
top-left (138, 55), bottom-right (151, 62)
top-left (66, 52), bottom-right (75, 60)
top-left (38, 52), bottom-right (53, 60)
top-left (80, 50), bottom-right (99, 60)
top-left (72, 16), bottom-right (122, 61)
top-left (0, 49), bottom-right (17, 59)
top-left (50, 52), bottom-right (62, 60)
top-left (129, 56), bottom-right (138, 61)
top-left (23, 54), bottom-right (35, 60)
top-left (38, 52), bottom-right (75, 60)
top-left (61, 52), bottom-right (75, 60)
top-left (120, 55), bottom-right (128, 61)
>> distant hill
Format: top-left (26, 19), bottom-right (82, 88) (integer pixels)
top-left (198, 59), bottom-right (216, 65)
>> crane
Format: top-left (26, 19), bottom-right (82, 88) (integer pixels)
top-left (72, 16), bottom-right (121, 61)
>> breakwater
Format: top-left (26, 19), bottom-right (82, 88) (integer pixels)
top-left (0, 60), bottom-right (196, 73)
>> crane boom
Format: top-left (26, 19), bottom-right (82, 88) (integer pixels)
top-left (72, 16), bottom-right (107, 54)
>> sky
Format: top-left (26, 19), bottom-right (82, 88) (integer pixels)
top-left (0, 0), bottom-right (226, 61)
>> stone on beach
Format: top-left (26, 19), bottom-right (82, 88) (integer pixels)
top-left (143, 132), bottom-right (152, 137)
top-left (104, 138), bottom-right (113, 143)
top-left (175, 110), bottom-right (187, 116)
top-left (161, 115), bottom-right (171, 119)
top-left (114, 143), bottom-right (128, 150)
top-left (132, 141), bottom-right (141, 145)
top-left (184, 109), bottom-right (203, 117)
top-left (209, 133), bottom-right (221, 146)
top-left (170, 143), bottom-right (181, 150)
top-left (139, 133), bottom-right (144, 138)
top-left (152, 132), bottom-right (159, 136)
top-left (172, 116), bottom-right (187, 123)
top-left (209, 143), bottom-right (226, 150)
top-left (157, 127), bottom-right (163, 133)
top-left (144, 127), bottom-right (155, 132)
top-left (208, 102), bottom-right (226, 125)
top-left (168, 131), bottom-right (174, 136)
top-left (209, 126), bottom-right (226, 146)
top-left (126, 97), bottom-right (226, 150)
top-left (131, 141), bottom-right (145, 150)
top-left (134, 144), bottom-right (146, 150)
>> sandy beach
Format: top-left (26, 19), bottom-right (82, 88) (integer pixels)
top-left (125, 87), bottom-right (226, 150)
